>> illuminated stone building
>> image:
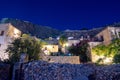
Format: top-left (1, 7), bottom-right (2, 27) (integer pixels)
top-left (64, 26), bottom-right (120, 47)
top-left (63, 26), bottom-right (120, 63)
top-left (0, 23), bottom-right (21, 60)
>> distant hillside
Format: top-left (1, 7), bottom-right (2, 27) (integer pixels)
top-left (0, 18), bottom-right (61, 39)
top-left (62, 22), bottom-right (120, 39)
top-left (110, 22), bottom-right (120, 27)
top-left (63, 27), bottom-right (105, 39)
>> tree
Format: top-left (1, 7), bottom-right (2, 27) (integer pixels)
top-left (92, 44), bottom-right (111, 64)
top-left (113, 53), bottom-right (120, 63)
top-left (58, 35), bottom-right (68, 53)
top-left (111, 38), bottom-right (120, 49)
top-left (111, 38), bottom-right (120, 63)
top-left (92, 45), bottom-right (111, 57)
top-left (68, 40), bottom-right (90, 63)
top-left (6, 34), bottom-right (43, 63)
top-left (92, 38), bottom-right (120, 64)
top-left (58, 35), bottom-right (67, 47)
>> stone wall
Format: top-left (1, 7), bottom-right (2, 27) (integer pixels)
top-left (42, 56), bottom-right (80, 64)
top-left (23, 61), bottom-right (95, 80)
top-left (22, 61), bottom-right (120, 80)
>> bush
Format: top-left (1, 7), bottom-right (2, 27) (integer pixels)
top-left (6, 34), bottom-right (42, 63)
top-left (113, 53), bottom-right (120, 63)
top-left (68, 40), bottom-right (90, 63)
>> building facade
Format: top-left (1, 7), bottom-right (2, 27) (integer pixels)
top-left (95, 26), bottom-right (120, 45)
top-left (0, 23), bottom-right (21, 60)
top-left (64, 26), bottom-right (120, 46)
top-left (42, 45), bottom-right (59, 55)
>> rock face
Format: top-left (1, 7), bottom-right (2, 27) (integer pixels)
top-left (22, 61), bottom-right (120, 80)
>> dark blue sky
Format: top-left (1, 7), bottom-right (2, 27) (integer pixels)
top-left (0, 0), bottom-right (120, 30)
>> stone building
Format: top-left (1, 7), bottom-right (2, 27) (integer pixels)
top-left (91, 26), bottom-right (120, 63)
top-left (95, 26), bottom-right (120, 45)
top-left (0, 23), bottom-right (21, 60)
top-left (42, 45), bottom-right (59, 55)
top-left (64, 26), bottom-right (120, 47)
top-left (63, 26), bottom-right (120, 63)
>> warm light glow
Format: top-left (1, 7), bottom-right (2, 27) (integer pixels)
top-left (63, 43), bottom-right (69, 47)
top-left (14, 28), bottom-right (20, 38)
top-left (65, 43), bottom-right (69, 47)
top-left (46, 45), bottom-right (52, 48)
top-left (104, 57), bottom-right (113, 64)
top-left (92, 54), bottom-right (113, 64)
top-left (43, 45), bottom-right (58, 53)
top-left (44, 50), bottom-right (50, 55)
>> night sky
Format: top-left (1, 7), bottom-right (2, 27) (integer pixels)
top-left (0, 0), bottom-right (120, 30)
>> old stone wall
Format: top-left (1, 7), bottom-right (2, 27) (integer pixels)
top-left (42, 56), bottom-right (80, 64)
top-left (23, 61), bottom-right (95, 80)
top-left (22, 61), bottom-right (120, 80)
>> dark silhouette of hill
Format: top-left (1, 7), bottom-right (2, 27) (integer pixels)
top-left (0, 18), bottom-right (61, 39)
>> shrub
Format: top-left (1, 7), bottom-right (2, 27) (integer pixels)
top-left (113, 53), bottom-right (120, 63)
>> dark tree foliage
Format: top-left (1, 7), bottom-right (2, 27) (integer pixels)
top-left (6, 34), bottom-right (42, 63)
top-left (92, 38), bottom-right (120, 64)
top-left (68, 40), bottom-right (90, 63)
top-left (59, 35), bottom-right (67, 47)
top-left (113, 53), bottom-right (120, 63)
top-left (112, 38), bottom-right (120, 63)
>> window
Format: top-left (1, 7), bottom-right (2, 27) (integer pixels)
top-left (110, 31), bottom-right (116, 40)
top-left (0, 31), bottom-right (4, 36)
top-left (100, 36), bottom-right (104, 41)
